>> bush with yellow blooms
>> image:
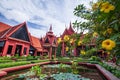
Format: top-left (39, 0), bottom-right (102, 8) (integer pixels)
top-left (73, 0), bottom-right (120, 63)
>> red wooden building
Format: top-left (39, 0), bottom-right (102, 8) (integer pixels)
top-left (59, 23), bottom-right (96, 57)
top-left (0, 22), bottom-right (57, 58)
top-left (30, 35), bottom-right (43, 56)
top-left (60, 22), bottom-right (75, 56)
top-left (0, 22), bottom-right (31, 56)
top-left (40, 25), bottom-right (57, 59)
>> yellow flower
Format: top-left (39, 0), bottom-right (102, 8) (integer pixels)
top-left (80, 50), bottom-right (86, 55)
top-left (57, 38), bottom-right (62, 44)
top-left (70, 39), bottom-right (74, 44)
top-left (93, 32), bottom-right (98, 37)
top-left (107, 51), bottom-right (110, 55)
top-left (64, 35), bottom-right (69, 42)
top-left (102, 39), bottom-right (116, 50)
top-left (100, 1), bottom-right (115, 13)
top-left (107, 28), bottom-right (112, 34)
top-left (66, 47), bottom-right (69, 51)
top-left (92, 3), bottom-right (99, 10)
top-left (78, 41), bottom-right (82, 46)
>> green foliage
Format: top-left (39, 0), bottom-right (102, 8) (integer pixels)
top-left (0, 61), bottom-right (30, 68)
top-left (73, 0), bottom-right (120, 62)
top-left (0, 59), bottom-right (49, 69)
top-left (85, 48), bottom-right (97, 57)
top-left (52, 73), bottom-right (90, 80)
top-left (0, 56), bottom-right (11, 60)
top-left (90, 56), bottom-right (101, 62)
top-left (59, 63), bottom-right (68, 72)
top-left (99, 62), bottom-right (120, 78)
top-left (30, 59), bottom-right (49, 63)
top-left (14, 54), bottom-right (20, 58)
top-left (56, 44), bottom-right (62, 56)
top-left (30, 65), bottom-right (41, 76)
top-left (26, 55), bottom-right (38, 60)
top-left (71, 61), bottom-right (79, 74)
top-left (0, 60), bottom-right (13, 63)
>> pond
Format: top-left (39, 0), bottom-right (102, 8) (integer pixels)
top-left (1, 62), bottom-right (106, 80)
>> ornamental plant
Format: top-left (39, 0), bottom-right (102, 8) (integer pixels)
top-left (64, 35), bottom-right (69, 42)
top-left (102, 39), bottom-right (116, 50)
top-left (73, 0), bottom-right (120, 63)
top-left (30, 65), bottom-right (42, 77)
top-left (57, 38), bottom-right (62, 44)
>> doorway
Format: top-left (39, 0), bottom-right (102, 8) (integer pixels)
top-left (6, 45), bottom-right (13, 55)
top-left (15, 45), bottom-right (22, 56)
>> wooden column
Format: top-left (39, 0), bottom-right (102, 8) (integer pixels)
top-left (20, 45), bottom-right (24, 56)
top-left (2, 41), bottom-right (9, 56)
top-left (34, 50), bottom-right (37, 56)
top-left (62, 42), bottom-right (64, 56)
top-left (49, 46), bottom-right (52, 59)
top-left (11, 44), bottom-right (16, 56)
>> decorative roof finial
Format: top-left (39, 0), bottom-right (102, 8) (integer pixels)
top-left (70, 21), bottom-right (72, 28)
top-left (49, 24), bottom-right (52, 32)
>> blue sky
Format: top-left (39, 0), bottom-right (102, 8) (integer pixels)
top-left (0, 0), bottom-right (96, 37)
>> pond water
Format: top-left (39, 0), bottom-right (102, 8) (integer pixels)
top-left (1, 63), bottom-right (106, 80)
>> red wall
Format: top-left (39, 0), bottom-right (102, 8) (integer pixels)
top-left (2, 39), bottom-right (30, 56)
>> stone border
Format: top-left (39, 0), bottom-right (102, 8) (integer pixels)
top-left (0, 62), bottom-right (50, 78)
top-left (0, 61), bottom-right (119, 80)
top-left (58, 62), bottom-right (119, 80)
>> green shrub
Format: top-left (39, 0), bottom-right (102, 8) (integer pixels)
top-left (30, 59), bottom-right (49, 63)
top-left (0, 56), bottom-right (11, 60)
top-left (26, 55), bottom-right (37, 60)
top-left (89, 61), bottom-right (99, 64)
top-left (0, 61), bottom-right (30, 68)
top-left (90, 56), bottom-right (101, 62)
top-left (99, 62), bottom-right (120, 78)
top-left (0, 60), bottom-right (13, 63)
top-left (85, 48), bottom-right (97, 57)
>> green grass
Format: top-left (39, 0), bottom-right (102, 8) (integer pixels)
top-left (0, 61), bottom-right (30, 68)
top-left (0, 59), bottom-right (50, 69)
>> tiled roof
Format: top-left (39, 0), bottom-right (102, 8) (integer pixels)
top-left (0, 22), bottom-right (31, 44)
top-left (42, 26), bottom-right (57, 47)
top-left (61, 22), bottom-right (75, 38)
top-left (5, 22), bottom-right (25, 37)
top-left (43, 33), bottom-right (57, 45)
top-left (0, 22), bottom-right (11, 33)
top-left (61, 27), bottom-right (75, 38)
top-left (0, 22), bottom-right (25, 38)
top-left (31, 36), bottom-right (43, 52)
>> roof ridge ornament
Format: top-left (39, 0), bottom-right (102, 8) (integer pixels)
top-left (49, 24), bottom-right (52, 32)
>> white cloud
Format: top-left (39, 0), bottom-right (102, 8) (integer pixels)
top-left (28, 27), bottom-right (46, 38)
top-left (0, 0), bottom-right (95, 37)
top-left (5, 10), bottom-right (30, 22)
